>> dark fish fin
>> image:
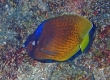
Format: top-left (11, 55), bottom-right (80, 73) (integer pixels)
top-left (36, 59), bottom-right (56, 63)
top-left (66, 49), bottom-right (82, 62)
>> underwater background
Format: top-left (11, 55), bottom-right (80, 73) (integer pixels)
top-left (0, 0), bottom-right (110, 80)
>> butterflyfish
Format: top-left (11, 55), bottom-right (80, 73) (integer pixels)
top-left (23, 15), bottom-right (96, 62)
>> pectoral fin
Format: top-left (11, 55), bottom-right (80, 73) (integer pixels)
top-left (41, 48), bottom-right (58, 56)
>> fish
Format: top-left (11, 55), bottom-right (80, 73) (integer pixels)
top-left (23, 15), bottom-right (96, 62)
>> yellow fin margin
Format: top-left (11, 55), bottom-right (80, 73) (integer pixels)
top-left (80, 33), bottom-right (89, 52)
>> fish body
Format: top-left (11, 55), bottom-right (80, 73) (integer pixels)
top-left (23, 15), bottom-right (96, 62)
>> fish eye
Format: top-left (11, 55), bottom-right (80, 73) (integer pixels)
top-left (32, 41), bottom-right (36, 46)
top-left (22, 44), bottom-right (25, 47)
